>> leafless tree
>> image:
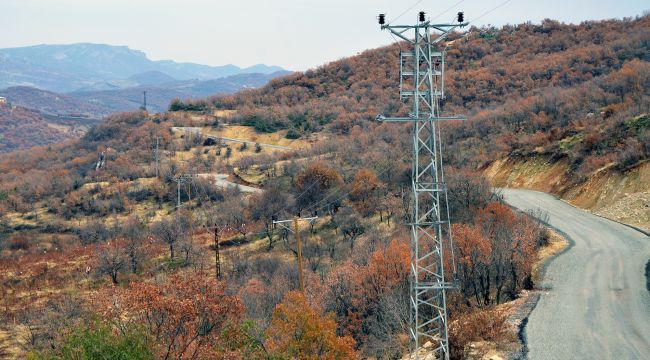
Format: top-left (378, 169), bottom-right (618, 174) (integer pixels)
top-left (338, 207), bottom-right (365, 253)
top-left (97, 242), bottom-right (126, 284)
top-left (152, 217), bottom-right (187, 259)
top-left (121, 215), bottom-right (146, 273)
top-left (250, 181), bottom-right (294, 249)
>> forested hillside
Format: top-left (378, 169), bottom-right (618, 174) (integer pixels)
top-left (0, 86), bottom-right (113, 117)
top-left (212, 16), bottom-right (649, 173)
top-left (0, 105), bottom-right (82, 153)
top-left (0, 16), bottom-right (648, 359)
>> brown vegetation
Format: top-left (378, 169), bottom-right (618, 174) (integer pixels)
top-left (0, 16), bottom-right (648, 360)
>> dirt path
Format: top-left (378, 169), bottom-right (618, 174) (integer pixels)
top-left (196, 173), bottom-right (262, 193)
top-left (172, 127), bottom-right (293, 150)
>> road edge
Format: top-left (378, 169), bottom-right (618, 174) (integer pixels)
top-left (551, 194), bottom-right (650, 296)
top-left (498, 192), bottom-right (577, 359)
top-left (551, 195), bottom-right (650, 237)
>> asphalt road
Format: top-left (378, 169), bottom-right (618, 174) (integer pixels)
top-left (500, 188), bottom-right (650, 360)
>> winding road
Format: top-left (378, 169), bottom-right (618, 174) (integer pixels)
top-left (500, 189), bottom-right (650, 360)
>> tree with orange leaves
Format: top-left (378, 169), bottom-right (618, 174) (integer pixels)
top-left (349, 168), bottom-right (384, 217)
top-left (352, 239), bottom-right (411, 357)
top-left (294, 161), bottom-right (343, 212)
top-left (98, 274), bottom-right (243, 359)
top-left (266, 291), bottom-right (357, 360)
top-left (359, 239), bottom-right (410, 302)
top-left (453, 223), bottom-right (492, 306)
top-left (473, 201), bottom-right (539, 304)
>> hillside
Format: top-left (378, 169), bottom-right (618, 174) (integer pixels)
top-left (0, 43), bottom-right (286, 92)
top-left (0, 105), bottom-right (82, 153)
top-left (0, 86), bottom-right (113, 117)
top-left (0, 72), bottom-right (290, 151)
top-left (0, 73), bottom-right (290, 117)
top-left (70, 71), bottom-right (291, 113)
top-left (211, 17), bottom-right (649, 168)
top-left (487, 154), bottom-right (650, 232)
top-left (205, 16), bottom-right (649, 220)
top-left (0, 16), bottom-right (648, 360)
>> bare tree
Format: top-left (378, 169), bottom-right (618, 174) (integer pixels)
top-left (338, 207), bottom-right (365, 253)
top-left (152, 217), bottom-right (187, 259)
top-left (97, 242), bottom-right (126, 284)
top-left (302, 239), bottom-right (324, 272)
top-left (250, 181), bottom-right (293, 249)
top-left (78, 220), bottom-right (111, 245)
top-left (221, 196), bottom-right (247, 239)
top-left (122, 216), bottom-right (146, 273)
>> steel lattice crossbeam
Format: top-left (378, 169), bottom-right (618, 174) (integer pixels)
top-left (377, 13), bottom-right (467, 360)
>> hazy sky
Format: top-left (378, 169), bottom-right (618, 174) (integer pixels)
top-left (1, 0), bottom-right (648, 70)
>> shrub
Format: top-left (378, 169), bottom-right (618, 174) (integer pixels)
top-left (46, 321), bottom-right (154, 360)
top-left (126, 188), bottom-right (152, 202)
top-left (285, 128), bottom-right (301, 139)
top-left (78, 221), bottom-right (111, 245)
top-left (168, 98), bottom-right (209, 112)
top-left (266, 291), bottom-right (357, 359)
top-left (615, 139), bottom-right (644, 169)
top-left (448, 309), bottom-right (514, 360)
top-left (8, 235), bottom-right (31, 251)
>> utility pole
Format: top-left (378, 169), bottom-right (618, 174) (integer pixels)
top-left (273, 216), bottom-right (318, 292)
top-left (175, 174), bottom-right (192, 240)
top-left (214, 226), bottom-right (224, 279)
top-left (377, 10), bottom-right (467, 360)
top-left (154, 136), bottom-right (160, 178)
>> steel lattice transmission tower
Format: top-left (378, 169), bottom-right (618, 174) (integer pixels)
top-left (376, 10), bottom-right (467, 360)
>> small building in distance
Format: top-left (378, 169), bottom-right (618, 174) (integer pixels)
top-left (0, 97), bottom-right (6, 105)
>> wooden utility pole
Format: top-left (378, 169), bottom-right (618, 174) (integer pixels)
top-left (214, 226), bottom-right (221, 279)
top-left (154, 136), bottom-right (160, 178)
top-left (293, 217), bottom-right (305, 292)
top-left (175, 174), bottom-right (191, 242)
top-left (273, 216), bottom-right (317, 293)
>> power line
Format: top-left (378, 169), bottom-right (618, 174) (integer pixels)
top-left (430, 0), bottom-right (467, 22)
top-left (469, 0), bottom-right (513, 24)
top-left (389, 0), bottom-right (426, 24)
top-left (300, 165), bottom-right (392, 216)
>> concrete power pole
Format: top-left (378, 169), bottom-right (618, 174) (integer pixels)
top-left (377, 11), bottom-right (467, 360)
top-left (273, 216), bottom-right (318, 292)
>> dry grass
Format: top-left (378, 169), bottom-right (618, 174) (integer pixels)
top-left (532, 230), bottom-right (568, 283)
top-left (0, 325), bottom-right (27, 360)
top-left (203, 125), bottom-right (313, 150)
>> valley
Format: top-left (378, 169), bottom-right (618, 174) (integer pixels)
top-left (0, 13), bottom-right (648, 360)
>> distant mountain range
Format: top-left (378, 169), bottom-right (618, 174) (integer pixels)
top-left (0, 43), bottom-right (286, 92)
top-left (0, 43), bottom-right (290, 116)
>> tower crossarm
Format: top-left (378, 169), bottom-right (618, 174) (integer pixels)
top-left (376, 115), bottom-right (467, 122)
top-left (381, 22), bottom-right (468, 45)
